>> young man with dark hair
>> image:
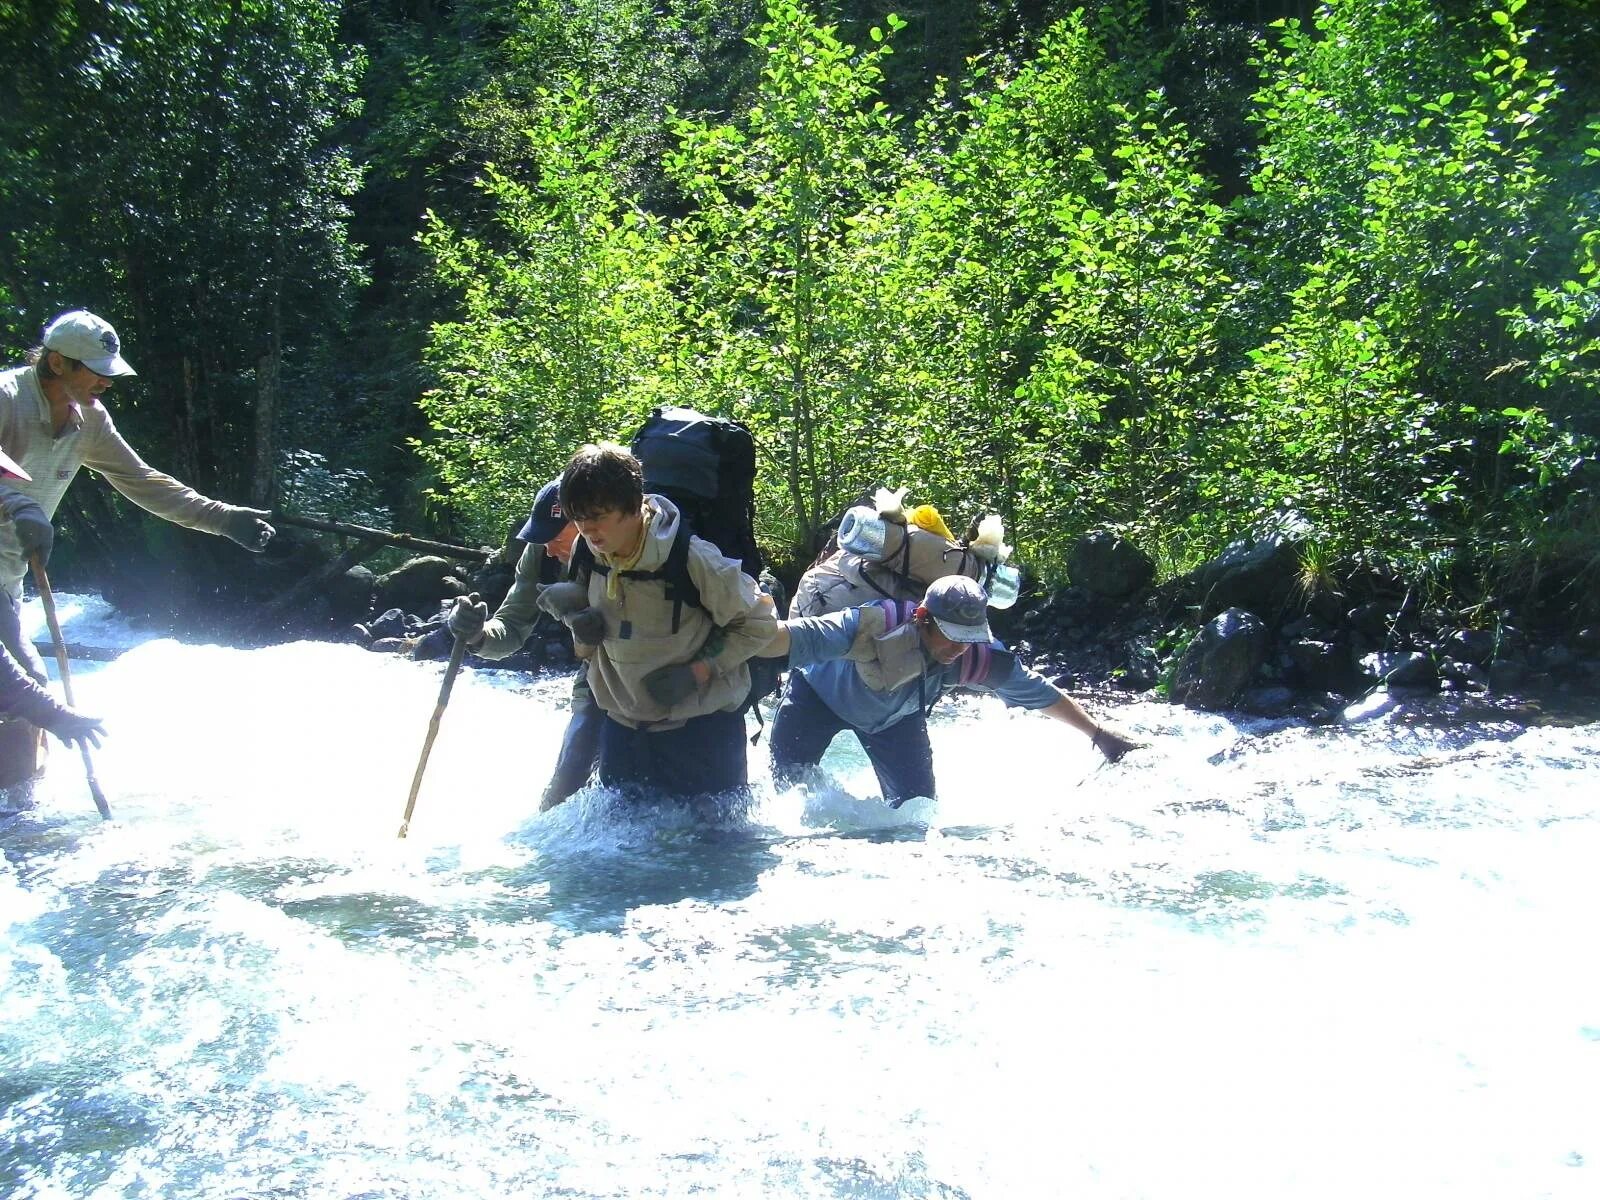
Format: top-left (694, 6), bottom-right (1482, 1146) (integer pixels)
top-left (0, 310), bottom-right (275, 680)
top-left (761, 575), bottom-right (1142, 807)
top-left (537, 442), bottom-right (777, 798)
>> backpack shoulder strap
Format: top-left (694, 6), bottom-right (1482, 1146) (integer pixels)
top-left (660, 523), bottom-right (702, 617)
top-left (567, 537), bottom-right (594, 581)
top-left (567, 524), bottom-right (703, 633)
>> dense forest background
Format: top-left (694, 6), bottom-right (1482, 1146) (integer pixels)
top-left (2, 0), bottom-right (1596, 621)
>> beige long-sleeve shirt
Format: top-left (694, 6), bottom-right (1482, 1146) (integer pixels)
top-left (0, 365), bottom-right (236, 601)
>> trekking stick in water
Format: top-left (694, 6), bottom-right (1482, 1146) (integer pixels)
top-left (397, 634), bottom-right (468, 839)
top-left (29, 556), bottom-right (111, 820)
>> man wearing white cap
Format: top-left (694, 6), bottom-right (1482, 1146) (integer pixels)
top-left (0, 310), bottom-right (275, 679)
top-left (751, 575), bottom-right (1141, 807)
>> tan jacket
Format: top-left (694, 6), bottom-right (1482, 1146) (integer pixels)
top-left (0, 365), bottom-right (236, 601)
top-left (580, 494), bottom-right (776, 730)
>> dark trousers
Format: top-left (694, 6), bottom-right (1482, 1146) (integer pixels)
top-left (542, 676), bottom-right (603, 808)
top-left (597, 706), bottom-right (748, 798)
top-left (769, 670), bottom-right (935, 807)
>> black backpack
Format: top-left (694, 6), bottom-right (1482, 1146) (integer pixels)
top-left (630, 405), bottom-right (764, 582)
top-left (570, 406), bottom-right (782, 723)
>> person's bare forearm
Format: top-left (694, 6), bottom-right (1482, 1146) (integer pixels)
top-left (1042, 693), bottom-right (1101, 739)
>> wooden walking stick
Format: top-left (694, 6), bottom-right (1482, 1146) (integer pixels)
top-left (397, 634), bottom-right (468, 839)
top-left (29, 555), bottom-right (111, 820)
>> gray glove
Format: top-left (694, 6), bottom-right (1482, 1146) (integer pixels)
top-left (565, 607), bottom-right (606, 646)
top-left (536, 581), bottom-right (590, 620)
top-left (448, 593), bottom-right (488, 643)
top-left (222, 506), bottom-right (275, 552)
top-left (641, 662), bottom-right (699, 708)
top-left (42, 707), bottom-right (106, 750)
top-left (12, 500), bottom-right (53, 565)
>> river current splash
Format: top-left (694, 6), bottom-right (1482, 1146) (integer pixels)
top-left (3, 595), bottom-right (1598, 1198)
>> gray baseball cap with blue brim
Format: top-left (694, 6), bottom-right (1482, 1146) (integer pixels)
top-left (922, 575), bottom-right (993, 643)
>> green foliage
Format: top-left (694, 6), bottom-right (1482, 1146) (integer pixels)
top-left (8, 0), bottom-right (1600, 622)
top-left (417, 84), bottom-right (682, 540)
top-left (665, 1), bottom-right (912, 555)
top-left (1215, 0), bottom-right (1596, 584)
top-left (1016, 89), bottom-right (1235, 577)
top-left (0, 0), bottom-right (363, 500)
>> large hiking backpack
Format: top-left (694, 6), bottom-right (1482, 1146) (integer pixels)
top-left (792, 489), bottom-right (1020, 618)
top-left (570, 405), bottom-right (781, 721)
top-left (631, 405), bottom-right (763, 582)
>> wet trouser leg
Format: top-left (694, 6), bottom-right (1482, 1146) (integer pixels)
top-left (855, 712), bottom-right (936, 808)
top-left (541, 675), bottom-right (602, 809)
top-left (0, 595), bottom-right (48, 685)
top-left (768, 670), bottom-right (848, 784)
top-left (770, 670), bottom-right (936, 807)
top-left (597, 707), bottom-right (748, 798)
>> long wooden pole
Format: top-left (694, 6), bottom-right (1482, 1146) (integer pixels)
top-left (29, 556), bottom-right (111, 820)
top-left (270, 510), bottom-right (491, 563)
top-left (397, 634), bottom-right (468, 839)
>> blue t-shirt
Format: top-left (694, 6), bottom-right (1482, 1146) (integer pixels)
top-left (783, 599), bottom-right (1059, 733)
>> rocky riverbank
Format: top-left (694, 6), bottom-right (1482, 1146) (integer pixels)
top-left (993, 524), bottom-right (1600, 720)
top-left (78, 514), bottom-right (1600, 717)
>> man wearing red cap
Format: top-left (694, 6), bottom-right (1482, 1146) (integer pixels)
top-left (0, 309), bottom-right (276, 680)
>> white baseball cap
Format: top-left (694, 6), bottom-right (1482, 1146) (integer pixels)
top-left (42, 309), bottom-right (137, 377)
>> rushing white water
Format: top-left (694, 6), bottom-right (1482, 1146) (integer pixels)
top-left (3, 594), bottom-right (1598, 1199)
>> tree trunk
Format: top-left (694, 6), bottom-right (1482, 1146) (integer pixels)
top-left (179, 352), bottom-right (202, 486)
top-left (253, 287), bottom-right (282, 507)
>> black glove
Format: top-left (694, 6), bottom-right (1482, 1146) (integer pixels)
top-left (222, 506), bottom-right (275, 552)
top-left (13, 500), bottom-right (54, 566)
top-left (642, 662), bottom-right (700, 708)
top-left (536, 581), bottom-right (589, 620)
top-left (448, 593), bottom-right (488, 643)
top-left (1091, 726), bottom-right (1142, 764)
top-left (42, 708), bottom-right (105, 750)
top-left (565, 607), bottom-right (606, 646)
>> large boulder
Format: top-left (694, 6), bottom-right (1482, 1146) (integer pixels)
top-left (373, 556), bottom-right (468, 616)
top-left (1068, 532), bottom-right (1155, 600)
top-left (466, 560), bottom-right (517, 613)
top-left (1285, 636), bottom-right (1363, 696)
top-left (1359, 650), bottom-right (1438, 690)
top-left (326, 564), bottom-right (376, 625)
top-left (1170, 607), bottom-right (1271, 711)
top-left (1195, 533), bottom-right (1304, 619)
top-left (1439, 628), bottom-right (1497, 666)
top-left (1190, 511), bottom-right (1313, 620)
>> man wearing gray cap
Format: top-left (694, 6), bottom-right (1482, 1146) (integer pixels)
top-left (752, 575), bottom-right (1141, 807)
top-left (0, 310), bottom-right (275, 679)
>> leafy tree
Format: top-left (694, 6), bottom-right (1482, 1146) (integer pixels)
top-left (666, 1), bottom-right (911, 557)
top-left (1015, 94), bottom-right (1235, 575)
top-left (0, 0), bottom-right (364, 508)
top-left (417, 84), bottom-right (682, 539)
top-left (1222, 0), bottom-right (1594, 598)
